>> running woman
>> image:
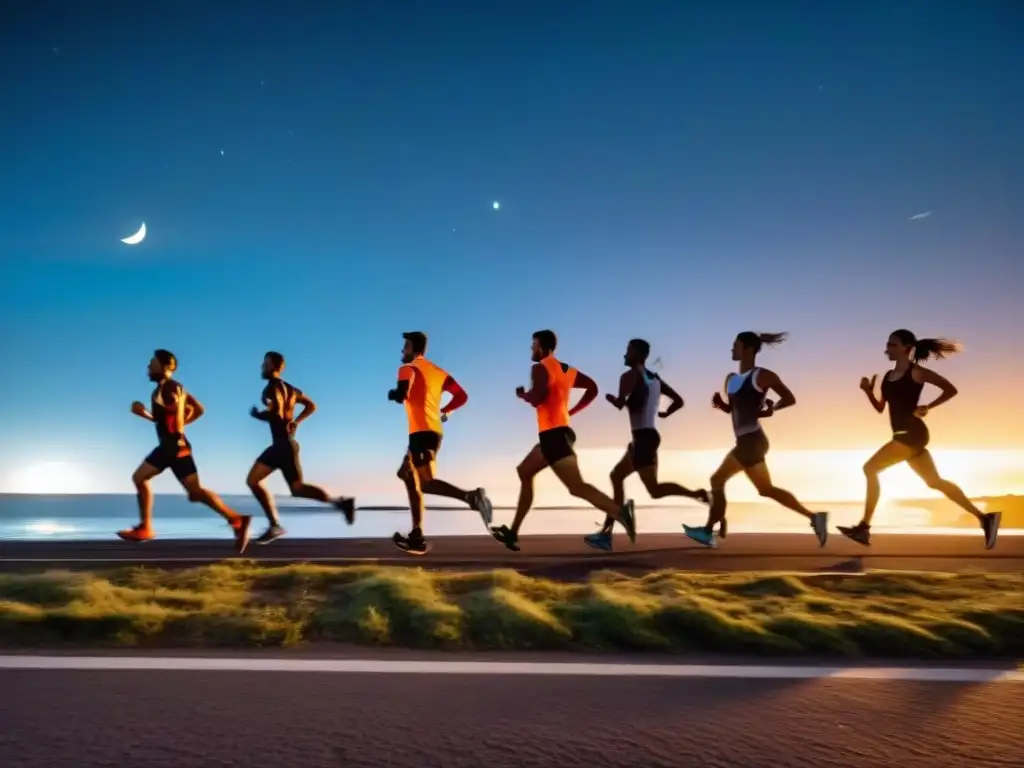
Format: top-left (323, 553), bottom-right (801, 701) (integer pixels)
top-left (839, 330), bottom-right (1000, 549)
top-left (683, 332), bottom-right (829, 548)
top-left (246, 351), bottom-right (356, 545)
top-left (119, 349), bottom-right (252, 552)
top-left (490, 329), bottom-right (637, 552)
top-left (388, 332), bottom-right (493, 555)
top-left (584, 338), bottom-right (710, 552)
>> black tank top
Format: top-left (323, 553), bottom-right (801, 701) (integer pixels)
top-left (881, 365), bottom-right (924, 432)
top-left (262, 379), bottom-right (302, 443)
top-left (726, 368), bottom-right (765, 437)
top-left (152, 379), bottom-right (189, 450)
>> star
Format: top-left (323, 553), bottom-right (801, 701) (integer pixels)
top-left (492, 201), bottom-right (500, 210)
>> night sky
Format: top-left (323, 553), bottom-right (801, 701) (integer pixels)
top-left (1, 1), bottom-right (1021, 499)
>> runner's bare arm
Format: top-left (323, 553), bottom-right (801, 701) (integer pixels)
top-left (757, 368), bottom-right (795, 412)
top-left (606, 369), bottom-right (638, 409)
top-left (658, 378), bottom-right (684, 418)
top-left (712, 374), bottom-right (732, 413)
top-left (518, 363), bottom-right (549, 406)
top-left (293, 390), bottom-right (316, 426)
top-left (569, 368), bottom-right (598, 416)
top-left (251, 381), bottom-right (281, 420)
top-left (915, 366), bottom-right (958, 411)
top-left (861, 374), bottom-right (885, 413)
top-left (130, 401), bottom-right (154, 420)
top-left (183, 393), bottom-right (204, 425)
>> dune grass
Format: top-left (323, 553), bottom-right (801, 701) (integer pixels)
top-left (0, 564), bottom-right (1021, 657)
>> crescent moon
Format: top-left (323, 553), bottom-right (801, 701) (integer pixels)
top-left (121, 222), bottom-right (147, 245)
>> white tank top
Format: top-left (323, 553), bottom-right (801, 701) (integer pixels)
top-left (628, 369), bottom-right (661, 432)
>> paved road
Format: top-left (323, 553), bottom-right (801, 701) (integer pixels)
top-left (0, 655), bottom-right (1020, 768)
top-left (0, 532), bottom-right (1020, 576)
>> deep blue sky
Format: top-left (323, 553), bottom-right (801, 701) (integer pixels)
top-left (1, 1), bottom-right (1021, 498)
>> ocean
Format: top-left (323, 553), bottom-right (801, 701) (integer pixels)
top-left (0, 494), bottom-right (1015, 541)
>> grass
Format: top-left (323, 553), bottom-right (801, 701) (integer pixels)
top-left (0, 564), bottom-right (1021, 658)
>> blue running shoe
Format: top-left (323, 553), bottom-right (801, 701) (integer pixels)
top-left (584, 532), bottom-right (613, 551)
top-left (682, 523), bottom-right (717, 548)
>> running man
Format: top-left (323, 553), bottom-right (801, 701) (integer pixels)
top-left (119, 349), bottom-right (252, 551)
top-left (585, 338), bottom-right (710, 552)
top-left (246, 351), bottom-right (356, 545)
top-left (839, 329), bottom-right (1000, 549)
top-left (490, 329), bottom-right (637, 551)
top-left (682, 332), bottom-right (829, 548)
top-left (388, 331), bottom-right (493, 555)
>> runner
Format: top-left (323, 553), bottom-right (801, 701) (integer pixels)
top-left (490, 329), bottom-right (637, 551)
top-left (839, 329), bottom-right (1000, 549)
top-left (118, 349), bottom-right (251, 552)
top-left (682, 332), bottom-right (829, 548)
top-left (584, 338), bottom-right (710, 552)
top-left (246, 351), bottom-right (356, 545)
top-left (388, 332), bottom-right (493, 555)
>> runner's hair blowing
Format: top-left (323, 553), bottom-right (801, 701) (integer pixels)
top-left (890, 329), bottom-right (961, 362)
top-left (736, 332), bottom-right (787, 353)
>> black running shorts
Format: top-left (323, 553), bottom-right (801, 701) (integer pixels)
top-left (730, 429), bottom-right (769, 468)
top-left (408, 430), bottom-right (442, 468)
top-left (892, 418), bottom-right (930, 456)
top-left (539, 426), bottom-right (577, 465)
top-left (630, 428), bottom-right (661, 470)
top-left (144, 441), bottom-right (198, 482)
top-left (257, 440), bottom-right (304, 485)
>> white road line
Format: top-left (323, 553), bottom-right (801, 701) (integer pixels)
top-left (0, 656), bottom-right (1020, 682)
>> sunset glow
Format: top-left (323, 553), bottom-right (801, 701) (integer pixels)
top-left (6, 462), bottom-right (92, 495)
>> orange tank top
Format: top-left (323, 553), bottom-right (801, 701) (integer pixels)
top-left (398, 356), bottom-right (448, 434)
top-left (536, 355), bottom-right (576, 433)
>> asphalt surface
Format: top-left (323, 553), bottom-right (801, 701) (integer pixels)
top-left (0, 658), bottom-right (1020, 768)
top-left (0, 532), bottom-right (1020, 577)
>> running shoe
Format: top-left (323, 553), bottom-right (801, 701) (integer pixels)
top-left (231, 515), bottom-right (252, 554)
top-left (490, 524), bottom-right (520, 552)
top-left (619, 499), bottom-right (637, 543)
top-left (469, 487), bottom-right (493, 528)
top-left (810, 511), bottom-right (829, 547)
top-left (982, 511), bottom-right (1001, 550)
top-left (255, 524), bottom-right (286, 545)
top-left (116, 525), bottom-right (154, 543)
top-left (334, 496), bottom-right (356, 525)
top-left (838, 522), bottom-right (871, 547)
top-left (682, 523), bottom-right (717, 548)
